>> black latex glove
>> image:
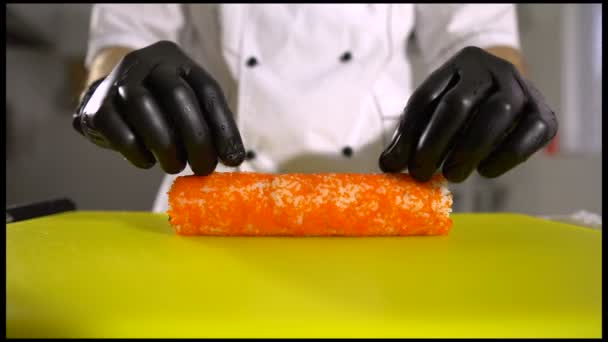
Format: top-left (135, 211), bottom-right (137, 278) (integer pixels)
top-left (379, 46), bottom-right (558, 183)
top-left (73, 40), bottom-right (245, 175)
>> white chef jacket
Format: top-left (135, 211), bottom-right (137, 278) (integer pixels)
top-left (86, 4), bottom-right (521, 213)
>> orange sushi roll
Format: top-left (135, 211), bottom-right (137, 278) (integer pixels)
top-left (167, 172), bottom-right (453, 236)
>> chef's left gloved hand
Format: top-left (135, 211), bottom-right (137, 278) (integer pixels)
top-left (379, 46), bottom-right (558, 183)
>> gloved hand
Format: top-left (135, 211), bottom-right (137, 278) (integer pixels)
top-left (72, 40), bottom-right (245, 175)
top-left (379, 46), bottom-right (558, 183)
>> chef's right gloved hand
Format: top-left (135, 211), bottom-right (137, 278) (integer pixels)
top-left (72, 40), bottom-right (245, 175)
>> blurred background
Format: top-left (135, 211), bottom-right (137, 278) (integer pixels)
top-left (5, 4), bottom-right (602, 216)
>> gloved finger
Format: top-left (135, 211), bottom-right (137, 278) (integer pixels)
top-left (379, 67), bottom-right (457, 173)
top-left (477, 110), bottom-right (557, 178)
top-left (146, 63), bottom-right (218, 175)
top-left (117, 84), bottom-right (186, 174)
top-left (183, 65), bottom-right (245, 167)
top-left (409, 74), bottom-right (493, 182)
top-left (92, 95), bottom-right (156, 169)
top-left (442, 91), bottom-right (525, 183)
top-left (72, 113), bottom-right (84, 135)
top-left (74, 78), bottom-right (115, 139)
top-left (514, 72), bottom-right (559, 139)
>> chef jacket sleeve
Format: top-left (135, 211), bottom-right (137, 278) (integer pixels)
top-left (413, 4), bottom-right (521, 72)
top-left (85, 4), bottom-right (186, 68)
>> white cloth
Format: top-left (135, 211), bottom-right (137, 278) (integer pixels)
top-left (541, 210), bottom-right (602, 230)
top-left (86, 4), bottom-right (521, 213)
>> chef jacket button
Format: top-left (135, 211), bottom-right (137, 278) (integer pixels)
top-left (339, 51), bottom-right (352, 63)
top-left (246, 57), bottom-right (259, 67)
top-left (246, 150), bottom-right (256, 160)
top-left (342, 146), bottom-right (353, 158)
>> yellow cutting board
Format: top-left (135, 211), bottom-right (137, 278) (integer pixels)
top-left (6, 211), bottom-right (601, 338)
